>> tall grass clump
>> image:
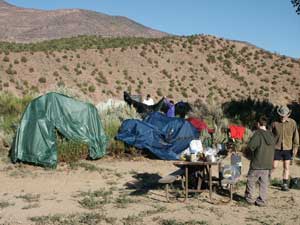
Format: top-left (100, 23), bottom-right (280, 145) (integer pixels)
top-left (57, 137), bottom-right (89, 163)
top-left (97, 99), bottom-right (141, 156)
top-left (192, 98), bottom-right (224, 129)
top-left (0, 93), bottom-right (33, 148)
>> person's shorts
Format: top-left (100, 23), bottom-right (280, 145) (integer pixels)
top-left (274, 149), bottom-right (293, 161)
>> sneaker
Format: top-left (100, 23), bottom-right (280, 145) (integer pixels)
top-left (246, 201), bottom-right (255, 206)
top-left (281, 183), bottom-right (289, 191)
top-left (255, 201), bottom-right (266, 207)
top-left (244, 198), bottom-right (255, 205)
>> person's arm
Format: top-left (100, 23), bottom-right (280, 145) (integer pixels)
top-left (292, 124), bottom-right (299, 157)
top-left (271, 122), bottom-right (276, 136)
top-left (247, 132), bottom-right (259, 152)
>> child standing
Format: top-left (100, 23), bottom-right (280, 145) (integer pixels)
top-left (245, 116), bottom-right (275, 206)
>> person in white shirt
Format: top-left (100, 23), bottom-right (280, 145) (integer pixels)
top-left (143, 94), bottom-right (154, 105)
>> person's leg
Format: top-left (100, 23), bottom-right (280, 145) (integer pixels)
top-left (272, 150), bottom-right (281, 172)
top-left (281, 150), bottom-right (292, 191)
top-left (273, 150), bottom-right (283, 186)
top-left (282, 160), bottom-right (290, 191)
top-left (245, 170), bottom-right (258, 204)
top-left (283, 160), bottom-right (290, 180)
top-left (272, 159), bottom-right (279, 182)
top-left (273, 149), bottom-right (282, 169)
top-left (272, 160), bottom-right (279, 169)
top-left (256, 170), bottom-right (270, 206)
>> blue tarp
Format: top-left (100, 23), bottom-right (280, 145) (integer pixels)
top-left (116, 112), bottom-right (199, 160)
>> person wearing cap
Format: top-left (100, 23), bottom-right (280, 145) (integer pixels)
top-left (272, 105), bottom-right (299, 191)
top-left (143, 94), bottom-right (154, 106)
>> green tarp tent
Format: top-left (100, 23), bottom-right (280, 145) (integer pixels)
top-left (11, 92), bottom-right (108, 167)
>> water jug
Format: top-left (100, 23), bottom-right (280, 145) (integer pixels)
top-left (222, 165), bottom-right (240, 180)
top-left (231, 152), bottom-right (242, 174)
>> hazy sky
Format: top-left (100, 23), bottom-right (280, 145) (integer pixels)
top-left (6, 0), bottom-right (300, 58)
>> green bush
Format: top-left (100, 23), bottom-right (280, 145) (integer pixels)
top-left (0, 93), bottom-right (33, 146)
top-left (5, 67), bottom-right (16, 75)
top-left (88, 85), bottom-right (96, 92)
top-left (156, 88), bottom-right (163, 96)
top-left (98, 100), bottom-right (141, 156)
top-left (20, 56), bottom-right (27, 63)
top-left (3, 56), bottom-right (9, 62)
top-left (206, 54), bottom-right (216, 64)
top-left (57, 138), bottom-right (89, 163)
top-left (38, 77), bottom-right (46, 83)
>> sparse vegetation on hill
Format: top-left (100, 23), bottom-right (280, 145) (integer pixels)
top-left (0, 36), bottom-right (168, 53)
top-left (0, 34), bottom-right (299, 109)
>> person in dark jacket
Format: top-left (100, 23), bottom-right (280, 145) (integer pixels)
top-left (245, 116), bottom-right (275, 206)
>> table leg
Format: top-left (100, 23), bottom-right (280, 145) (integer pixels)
top-left (218, 162), bottom-right (222, 187)
top-left (185, 166), bottom-right (188, 201)
top-left (197, 167), bottom-right (204, 190)
top-left (209, 165), bottom-right (212, 201)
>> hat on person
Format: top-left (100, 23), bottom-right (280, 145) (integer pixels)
top-left (277, 105), bottom-right (291, 117)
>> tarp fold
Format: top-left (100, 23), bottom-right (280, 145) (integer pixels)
top-left (116, 112), bottom-right (199, 160)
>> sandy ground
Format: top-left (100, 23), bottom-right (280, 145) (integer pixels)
top-left (1, 153), bottom-right (300, 225)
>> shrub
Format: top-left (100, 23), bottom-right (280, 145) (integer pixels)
top-left (0, 93), bottom-right (33, 146)
top-left (156, 88), bottom-right (163, 96)
top-left (38, 77), bottom-right (46, 83)
top-left (57, 137), bottom-right (89, 163)
top-left (21, 56), bottom-right (27, 63)
top-left (98, 100), bottom-right (141, 156)
top-left (62, 65), bottom-right (69, 71)
top-left (95, 72), bottom-right (108, 84)
top-left (206, 54), bottom-right (216, 64)
top-left (3, 56), bottom-right (9, 62)
top-left (181, 91), bottom-right (188, 98)
top-left (53, 71), bottom-right (59, 77)
top-left (5, 67), bottom-right (16, 75)
top-left (88, 85), bottom-right (96, 92)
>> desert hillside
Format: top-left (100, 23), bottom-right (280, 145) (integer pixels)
top-left (0, 35), bottom-right (299, 105)
top-left (0, 0), bottom-right (168, 42)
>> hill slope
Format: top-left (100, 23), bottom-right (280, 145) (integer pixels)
top-left (0, 0), bottom-right (168, 42)
top-left (0, 35), bottom-right (299, 105)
